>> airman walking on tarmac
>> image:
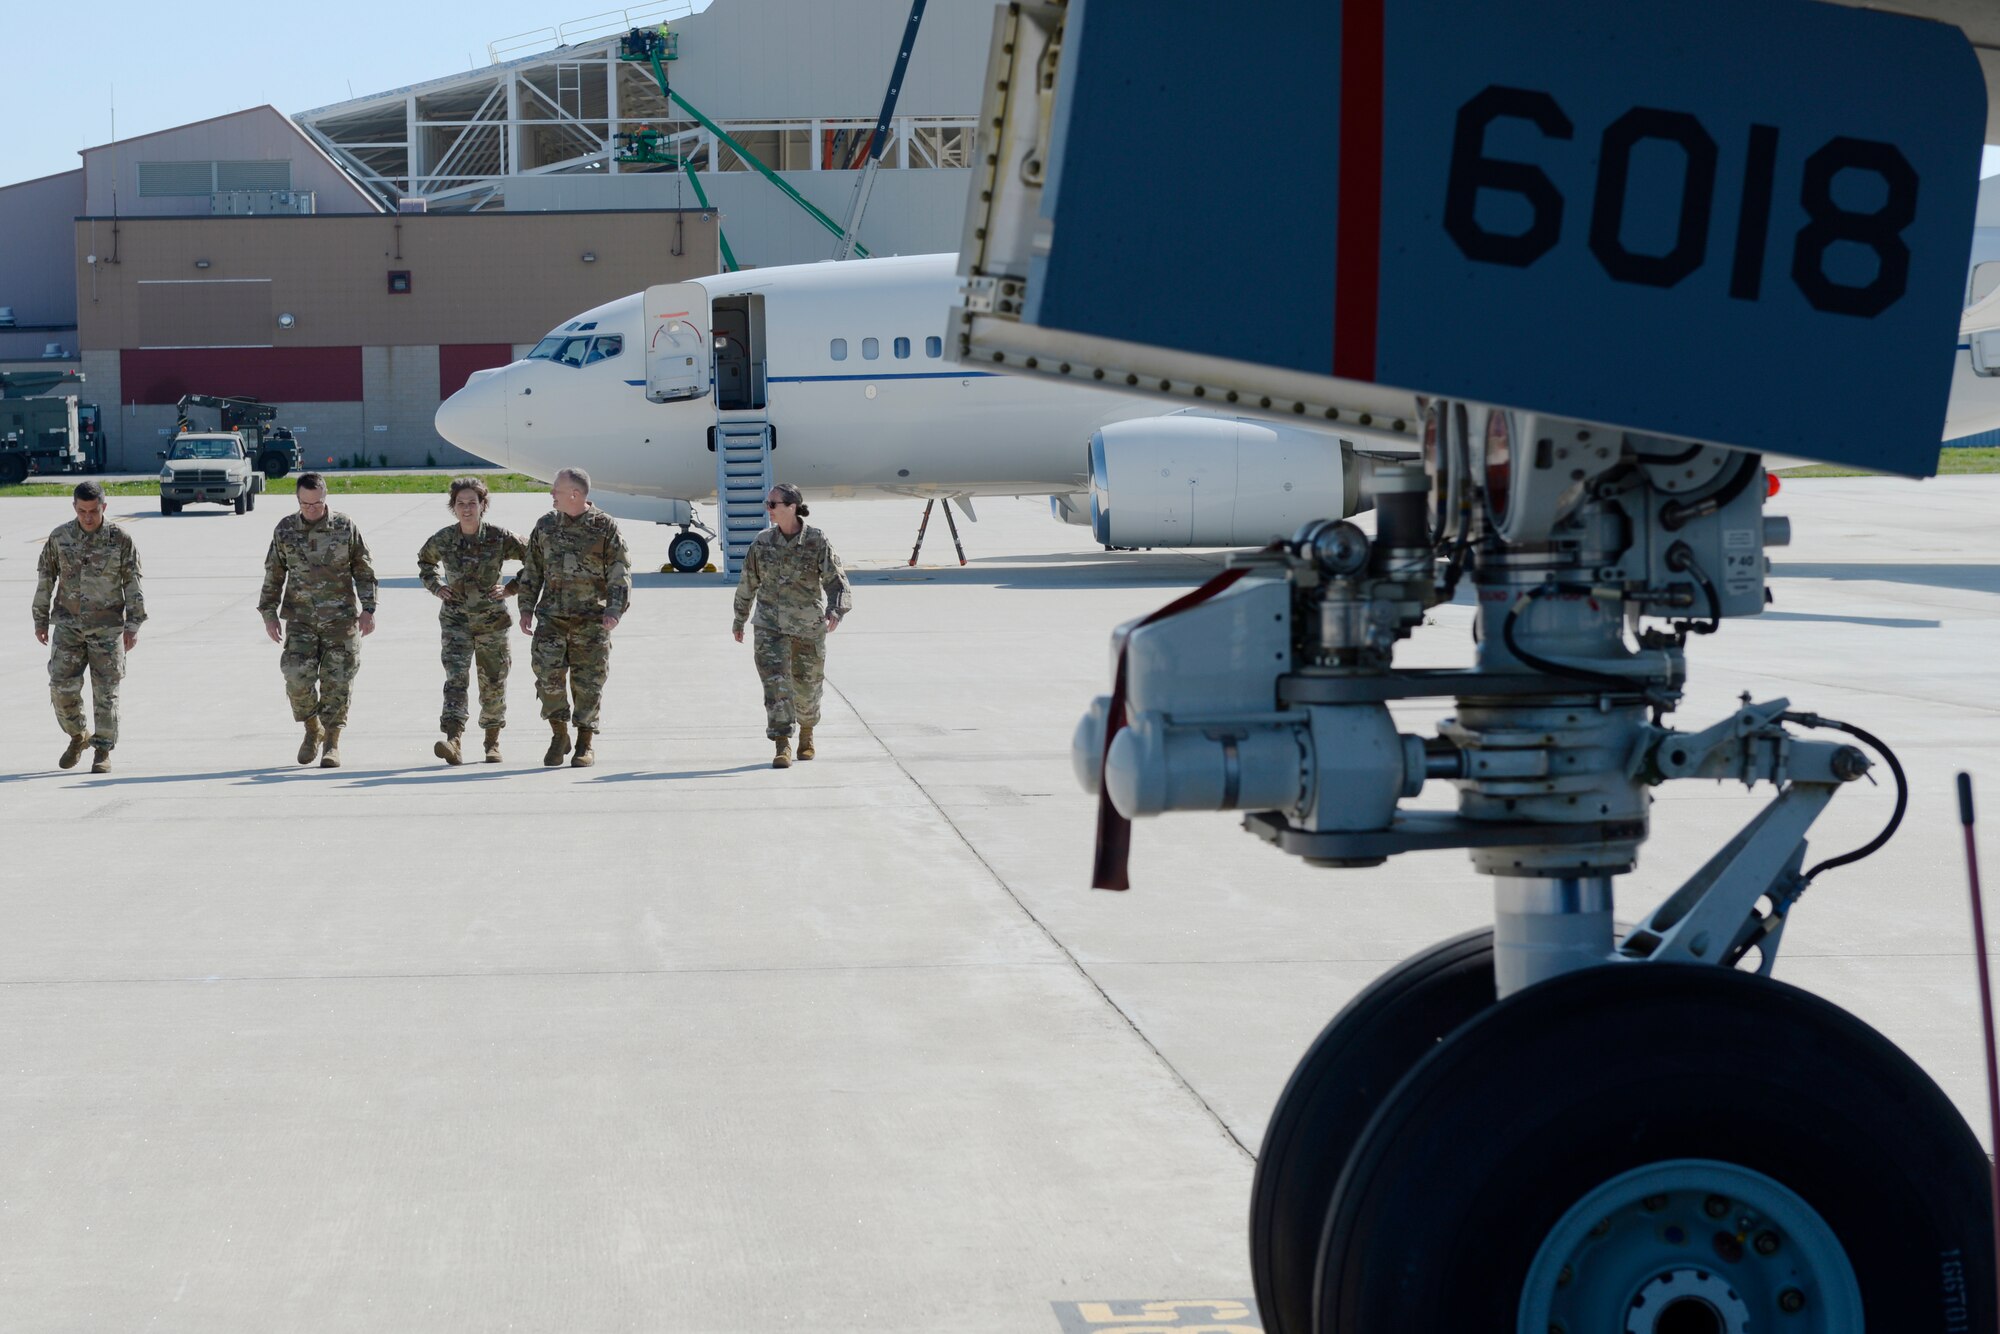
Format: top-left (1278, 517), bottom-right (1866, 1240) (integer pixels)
top-left (258, 472), bottom-right (378, 768)
top-left (732, 483), bottom-right (852, 768)
top-left (32, 480), bottom-right (144, 773)
top-left (516, 467), bottom-right (631, 768)
top-left (418, 477), bottom-right (527, 764)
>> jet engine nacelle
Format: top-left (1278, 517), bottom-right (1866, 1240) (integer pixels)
top-left (1087, 414), bottom-right (1364, 548)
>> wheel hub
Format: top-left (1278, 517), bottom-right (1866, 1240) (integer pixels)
top-left (1625, 1268), bottom-right (1748, 1334)
top-left (1519, 1159), bottom-right (1861, 1334)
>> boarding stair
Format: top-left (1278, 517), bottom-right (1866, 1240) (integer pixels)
top-left (713, 409), bottom-right (774, 575)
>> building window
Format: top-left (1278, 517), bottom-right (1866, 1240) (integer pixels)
top-left (215, 161), bottom-right (292, 192)
top-left (138, 161), bottom-right (216, 197)
top-left (388, 271), bottom-right (412, 294)
top-left (830, 338), bottom-right (847, 361)
top-left (862, 337), bottom-right (879, 360)
top-left (925, 336), bottom-right (942, 358)
top-left (893, 337), bottom-right (910, 359)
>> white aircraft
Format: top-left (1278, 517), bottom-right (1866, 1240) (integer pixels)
top-left (433, 253), bottom-right (1376, 572)
top-left (1951, 282), bottom-right (2000, 441)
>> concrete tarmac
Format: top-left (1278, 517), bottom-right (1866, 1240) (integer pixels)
top-left (0, 480), bottom-right (1995, 1332)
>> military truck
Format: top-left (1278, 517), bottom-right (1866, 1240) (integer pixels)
top-left (158, 432), bottom-right (263, 514)
top-left (174, 394), bottom-right (302, 477)
top-left (0, 371), bottom-right (105, 484)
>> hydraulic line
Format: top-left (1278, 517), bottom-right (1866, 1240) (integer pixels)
top-left (1781, 712), bottom-right (1909, 884)
top-left (1500, 583), bottom-right (1648, 693)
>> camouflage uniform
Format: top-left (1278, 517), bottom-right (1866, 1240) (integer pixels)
top-left (516, 507), bottom-right (631, 731)
top-left (418, 522), bottom-right (527, 731)
top-left (258, 511), bottom-right (378, 727)
top-left (33, 519), bottom-right (145, 748)
top-left (732, 524), bottom-right (853, 738)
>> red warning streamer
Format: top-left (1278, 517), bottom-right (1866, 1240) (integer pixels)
top-left (1332, 0), bottom-right (1384, 384)
top-left (1091, 566), bottom-right (1254, 891)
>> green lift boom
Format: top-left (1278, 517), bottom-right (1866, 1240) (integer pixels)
top-left (614, 26), bottom-right (869, 269)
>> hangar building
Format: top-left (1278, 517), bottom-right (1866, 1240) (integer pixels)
top-left (0, 0), bottom-right (984, 469)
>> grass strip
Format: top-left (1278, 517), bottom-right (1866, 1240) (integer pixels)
top-left (1777, 448), bottom-right (2000, 478)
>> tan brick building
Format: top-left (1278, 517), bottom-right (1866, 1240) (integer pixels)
top-left (76, 206), bottom-right (718, 468)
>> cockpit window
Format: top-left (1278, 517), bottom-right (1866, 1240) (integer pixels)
top-left (528, 333), bottom-right (622, 367)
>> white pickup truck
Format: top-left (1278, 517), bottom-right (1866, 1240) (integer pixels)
top-left (159, 432), bottom-right (264, 515)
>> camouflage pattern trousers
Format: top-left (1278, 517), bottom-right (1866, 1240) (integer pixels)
top-left (752, 627), bottom-right (825, 739)
top-left (532, 615), bottom-right (610, 731)
top-left (440, 612), bottom-right (511, 731)
top-left (280, 619), bottom-right (362, 728)
top-left (49, 623), bottom-right (126, 747)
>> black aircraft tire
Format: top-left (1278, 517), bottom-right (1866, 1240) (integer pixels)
top-left (1313, 963), bottom-right (1993, 1333)
top-left (1249, 929), bottom-right (1497, 1334)
top-left (262, 454), bottom-right (290, 479)
top-left (668, 532), bottom-right (711, 573)
top-left (0, 455), bottom-right (27, 486)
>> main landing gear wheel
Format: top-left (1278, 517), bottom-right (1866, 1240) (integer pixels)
top-left (1249, 929), bottom-right (1498, 1334)
top-left (668, 530), bottom-right (710, 573)
top-left (1309, 963), bottom-right (1994, 1333)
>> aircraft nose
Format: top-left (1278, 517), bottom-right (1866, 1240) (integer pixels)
top-left (436, 369), bottom-right (509, 466)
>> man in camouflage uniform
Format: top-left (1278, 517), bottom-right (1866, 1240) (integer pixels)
top-left (258, 473), bottom-right (377, 768)
top-left (32, 481), bottom-right (145, 773)
top-left (732, 482), bottom-right (852, 768)
top-left (516, 467), bottom-right (631, 768)
top-left (418, 477), bottom-right (527, 764)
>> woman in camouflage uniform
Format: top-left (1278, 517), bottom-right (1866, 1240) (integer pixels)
top-left (731, 483), bottom-right (853, 768)
top-left (417, 477), bottom-right (527, 764)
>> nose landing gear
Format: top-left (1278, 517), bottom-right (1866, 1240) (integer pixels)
top-left (667, 526), bottom-right (712, 574)
top-left (1265, 962), bottom-right (1992, 1333)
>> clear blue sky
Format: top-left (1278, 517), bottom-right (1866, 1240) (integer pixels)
top-left (0, 0), bottom-right (711, 187)
top-left (0, 3), bottom-right (1993, 188)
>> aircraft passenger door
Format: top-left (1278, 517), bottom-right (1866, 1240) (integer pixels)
top-left (712, 294), bottom-right (767, 412)
top-left (643, 282), bottom-right (711, 403)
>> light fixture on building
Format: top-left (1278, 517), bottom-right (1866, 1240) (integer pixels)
top-left (581, 251), bottom-right (597, 263)
top-left (195, 258), bottom-right (211, 269)
top-left (277, 313), bottom-right (297, 330)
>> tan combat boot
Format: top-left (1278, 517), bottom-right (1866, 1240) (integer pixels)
top-left (571, 728), bottom-right (596, 768)
top-left (772, 735), bottom-right (792, 769)
top-left (319, 727), bottom-right (343, 769)
top-left (796, 726), bottom-right (816, 761)
top-left (483, 727), bottom-right (503, 763)
top-left (58, 733), bottom-right (88, 770)
top-left (297, 718), bottom-right (323, 766)
top-left (90, 746), bottom-right (112, 774)
top-left (434, 723), bottom-right (464, 766)
top-left (544, 720), bottom-right (571, 767)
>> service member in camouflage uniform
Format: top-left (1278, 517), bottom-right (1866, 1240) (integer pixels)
top-left (418, 477), bottom-right (527, 764)
top-left (731, 483), bottom-right (852, 768)
top-left (32, 481), bottom-right (145, 773)
top-left (516, 468), bottom-right (631, 768)
top-left (258, 473), bottom-right (378, 768)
